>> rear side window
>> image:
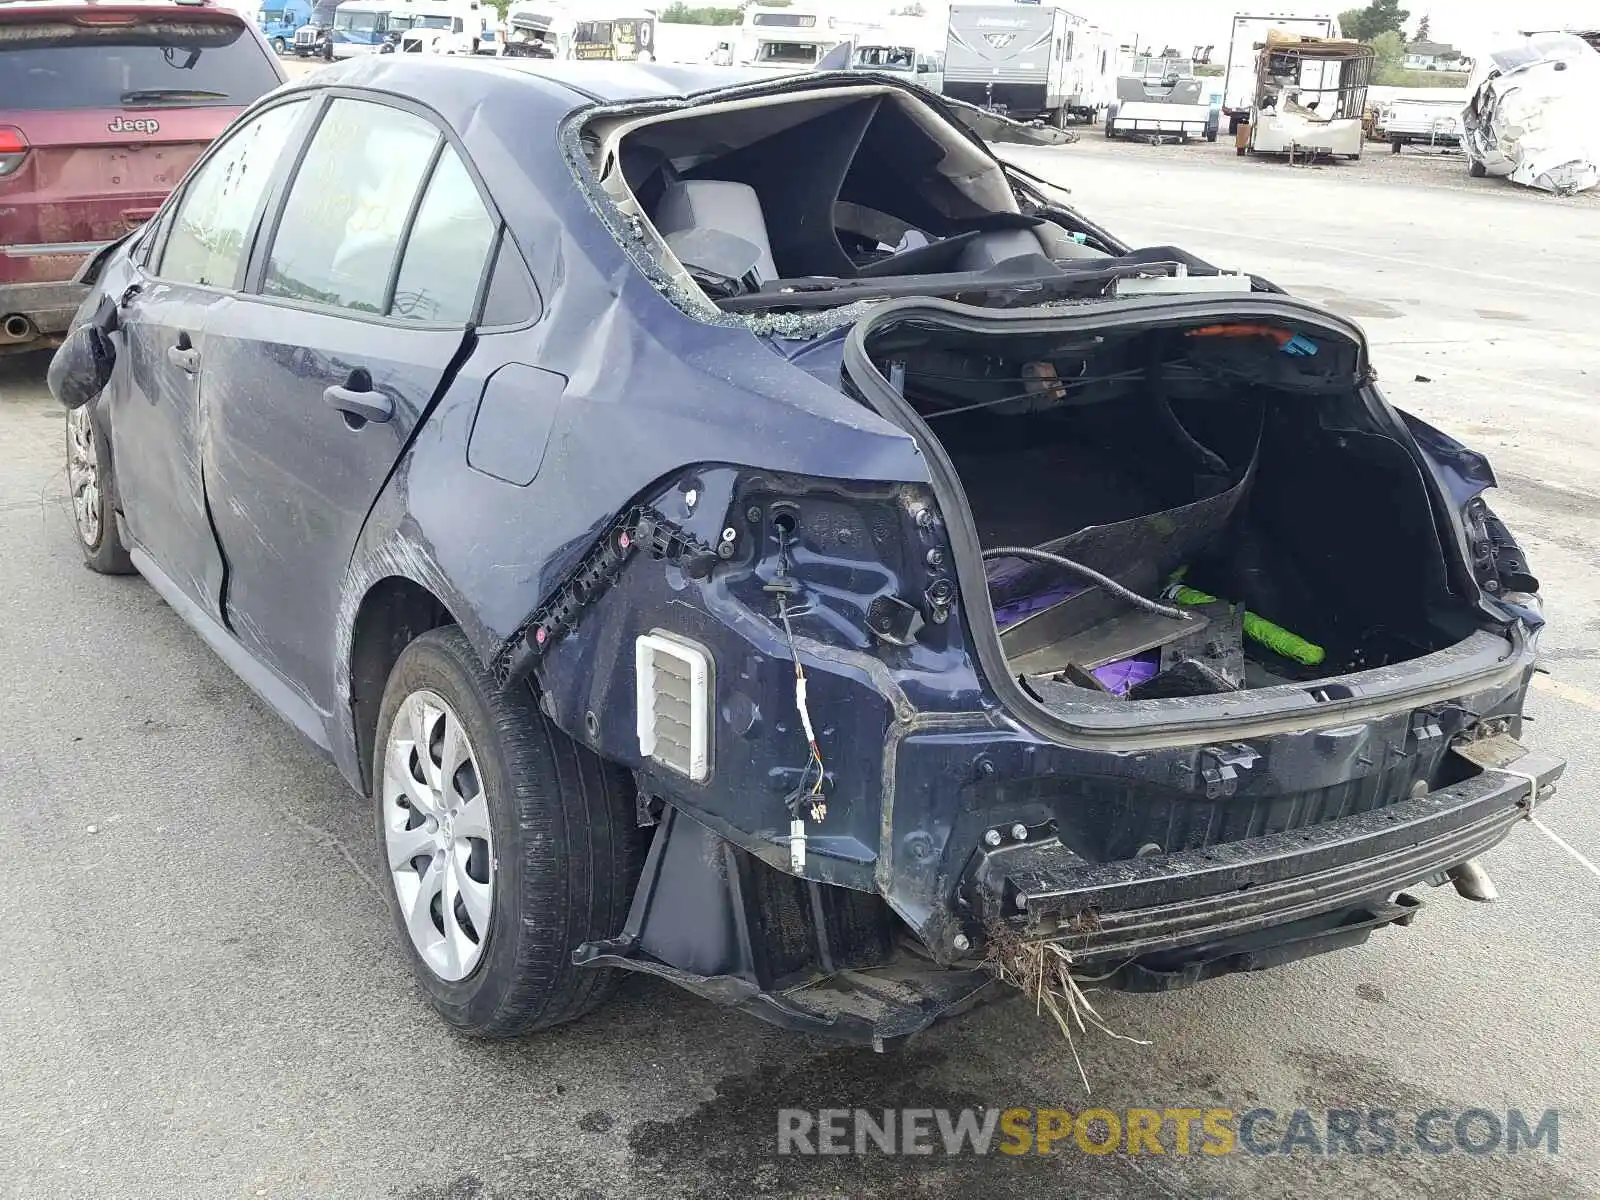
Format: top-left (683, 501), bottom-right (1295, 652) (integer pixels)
top-left (262, 99), bottom-right (439, 315)
top-left (0, 19), bottom-right (282, 111)
top-left (159, 99), bottom-right (306, 288)
top-left (389, 149), bottom-right (496, 325)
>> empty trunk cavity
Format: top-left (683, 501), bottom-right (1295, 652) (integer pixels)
top-left (856, 309), bottom-right (1484, 709)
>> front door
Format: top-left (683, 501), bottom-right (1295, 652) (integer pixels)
top-left (106, 97), bottom-right (310, 612)
top-left (200, 97), bottom-right (499, 707)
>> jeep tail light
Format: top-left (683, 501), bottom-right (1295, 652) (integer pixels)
top-left (0, 127), bottom-right (27, 178)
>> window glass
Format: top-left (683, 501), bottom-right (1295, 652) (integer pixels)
top-left (160, 100), bottom-right (305, 288)
top-left (0, 18), bottom-right (282, 111)
top-left (479, 234), bottom-right (538, 327)
top-left (389, 148), bottom-right (497, 325)
top-left (263, 99), bottom-right (439, 314)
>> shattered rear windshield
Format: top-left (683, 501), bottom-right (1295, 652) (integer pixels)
top-left (0, 21), bottom-right (280, 110)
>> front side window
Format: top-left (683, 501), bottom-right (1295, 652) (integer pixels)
top-left (262, 99), bottom-right (439, 314)
top-left (159, 99), bottom-right (306, 288)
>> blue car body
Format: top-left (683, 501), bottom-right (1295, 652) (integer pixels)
top-left (54, 58), bottom-right (1561, 1043)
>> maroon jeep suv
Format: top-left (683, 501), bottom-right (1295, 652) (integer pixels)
top-left (0, 0), bottom-right (285, 354)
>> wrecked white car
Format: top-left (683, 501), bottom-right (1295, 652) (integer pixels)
top-left (1463, 33), bottom-right (1600, 194)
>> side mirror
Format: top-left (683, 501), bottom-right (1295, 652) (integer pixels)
top-left (48, 315), bottom-right (118, 410)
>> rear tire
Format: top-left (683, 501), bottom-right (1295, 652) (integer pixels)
top-left (1469, 158), bottom-right (1487, 178)
top-left (66, 406), bottom-right (134, 575)
top-left (374, 627), bottom-right (645, 1037)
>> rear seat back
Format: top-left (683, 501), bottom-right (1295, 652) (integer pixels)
top-left (652, 180), bottom-right (779, 284)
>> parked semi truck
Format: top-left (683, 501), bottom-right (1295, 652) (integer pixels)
top-left (1223, 11), bottom-right (1338, 133)
top-left (258, 0), bottom-right (315, 53)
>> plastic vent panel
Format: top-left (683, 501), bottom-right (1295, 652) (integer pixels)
top-left (635, 632), bottom-right (711, 782)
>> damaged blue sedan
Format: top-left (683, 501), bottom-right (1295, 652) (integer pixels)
top-left (52, 57), bottom-right (1563, 1046)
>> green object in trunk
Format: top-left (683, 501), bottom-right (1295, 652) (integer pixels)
top-left (1168, 584), bottom-right (1326, 667)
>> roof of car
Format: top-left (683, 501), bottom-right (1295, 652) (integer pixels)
top-left (304, 54), bottom-right (805, 113)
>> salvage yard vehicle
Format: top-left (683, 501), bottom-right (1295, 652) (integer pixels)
top-left (51, 59), bottom-right (1563, 1046)
top-left (944, 3), bottom-right (1091, 126)
top-left (0, 0), bottom-right (285, 355)
top-left (1106, 54), bottom-right (1218, 143)
top-left (393, 0), bottom-right (489, 55)
top-left (1244, 31), bottom-right (1372, 160)
top-left (1221, 11), bottom-right (1338, 135)
top-left (1377, 94), bottom-right (1465, 153)
top-left (1463, 33), bottom-right (1600, 195)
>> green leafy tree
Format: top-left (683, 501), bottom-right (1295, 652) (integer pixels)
top-left (1340, 0), bottom-right (1410, 41)
top-left (1370, 29), bottom-right (1404, 68)
top-left (661, 2), bottom-right (743, 23)
top-left (1414, 14), bottom-right (1430, 41)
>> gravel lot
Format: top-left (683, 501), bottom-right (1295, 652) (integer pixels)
top-left (2, 93), bottom-right (1598, 1200)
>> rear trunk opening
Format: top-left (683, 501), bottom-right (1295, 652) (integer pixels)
top-left (848, 303), bottom-right (1499, 720)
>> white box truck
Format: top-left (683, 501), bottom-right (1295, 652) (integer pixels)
top-left (1223, 11), bottom-right (1338, 133)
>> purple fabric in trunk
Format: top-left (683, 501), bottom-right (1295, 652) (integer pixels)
top-left (1091, 652), bottom-right (1161, 695)
top-left (986, 557), bottom-right (1159, 695)
top-left (992, 583), bottom-right (1083, 630)
top-left (986, 555), bottom-right (1085, 630)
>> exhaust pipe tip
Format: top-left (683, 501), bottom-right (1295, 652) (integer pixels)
top-left (1, 314), bottom-right (37, 344)
top-left (1448, 858), bottom-right (1498, 903)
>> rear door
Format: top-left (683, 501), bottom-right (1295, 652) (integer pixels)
top-left (200, 95), bottom-right (498, 706)
top-left (0, 6), bottom-right (283, 292)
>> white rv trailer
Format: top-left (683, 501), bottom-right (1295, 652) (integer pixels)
top-left (737, 3), bottom-right (880, 69)
top-left (1223, 11), bottom-right (1338, 132)
top-left (943, 4), bottom-right (1096, 125)
top-left (1063, 23), bottom-right (1117, 121)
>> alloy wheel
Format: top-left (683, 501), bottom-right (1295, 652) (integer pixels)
top-left (66, 407), bottom-right (101, 548)
top-left (382, 690), bottom-right (496, 981)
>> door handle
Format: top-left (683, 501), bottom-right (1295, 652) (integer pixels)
top-left (167, 335), bottom-right (198, 372)
top-left (324, 382), bottom-right (393, 424)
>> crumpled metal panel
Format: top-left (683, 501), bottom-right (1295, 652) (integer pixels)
top-left (1463, 33), bottom-right (1600, 195)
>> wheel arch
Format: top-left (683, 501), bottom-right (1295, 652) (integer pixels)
top-left (347, 575), bottom-right (462, 795)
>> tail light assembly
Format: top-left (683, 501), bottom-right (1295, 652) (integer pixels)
top-left (0, 127), bottom-right (28, 179)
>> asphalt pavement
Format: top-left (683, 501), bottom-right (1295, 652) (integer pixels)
top-left (2, 135), bottom-right (1597, 1200)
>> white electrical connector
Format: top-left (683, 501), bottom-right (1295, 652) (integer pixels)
top-left (790, 817), bottom-right (807, 872)
top-left (794, 672), bottom-right (817, 748)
